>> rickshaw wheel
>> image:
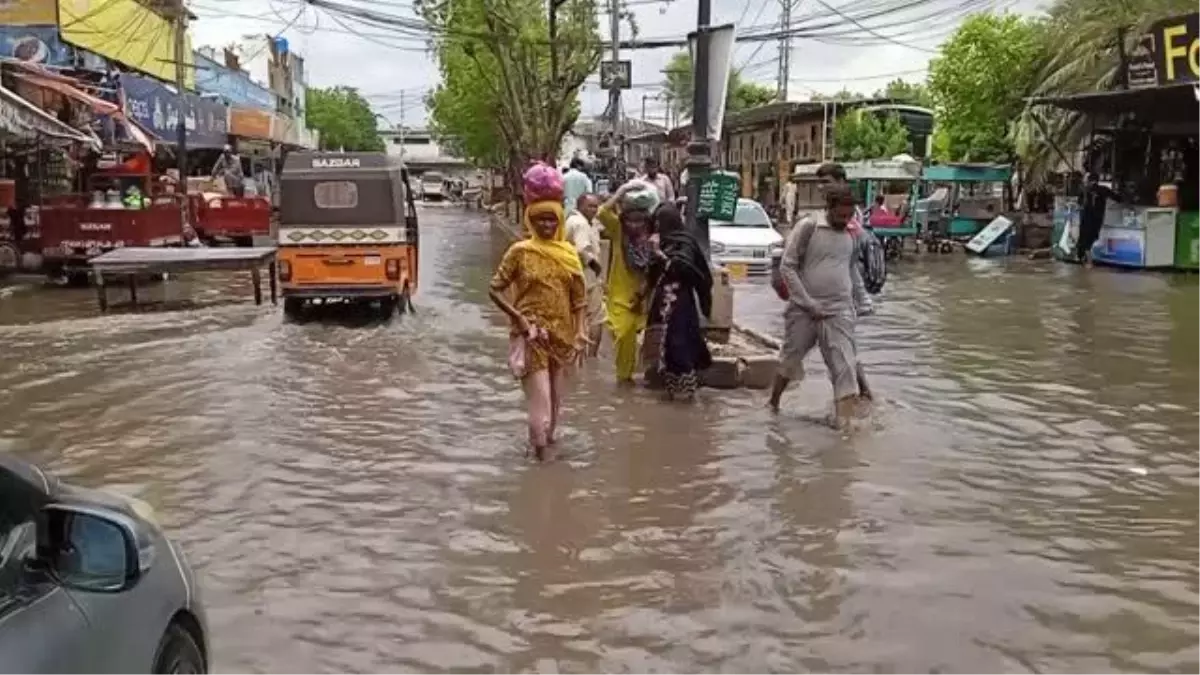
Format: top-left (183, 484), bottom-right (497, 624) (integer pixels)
top-left (379, 295), bottom-right (398, 318)
top-left (940, 241), bottom-right (954, 254)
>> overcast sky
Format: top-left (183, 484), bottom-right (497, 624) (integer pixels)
top-left (189, 0), bottom-right (1045, 129)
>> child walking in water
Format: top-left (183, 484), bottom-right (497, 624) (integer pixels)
top-left (489, 200), bottom-right (590, 461)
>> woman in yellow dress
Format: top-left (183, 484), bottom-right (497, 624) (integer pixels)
top-left (596, 182), bottom-right (658, 383)
top-left (489, 200), bottom-right (589, 461)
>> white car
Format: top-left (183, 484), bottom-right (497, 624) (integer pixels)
top-left (709, 198), bottom-right (784, 276)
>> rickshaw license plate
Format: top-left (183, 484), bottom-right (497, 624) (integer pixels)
top-left (364, 256), bottom-right (381, 266)
top-left (726, 263), bottom-right (748, 280)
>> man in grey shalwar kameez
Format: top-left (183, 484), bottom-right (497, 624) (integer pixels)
top-left (768, 185), bottom-right (868, 425)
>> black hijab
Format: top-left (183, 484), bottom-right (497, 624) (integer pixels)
top-left (653, 204), bottom-right (713, 317)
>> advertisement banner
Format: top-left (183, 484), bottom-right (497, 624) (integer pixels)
top-left (1150, 12), bottom-right (1199, 86)
top-left (229, 106), bottom-right (272, 140)
top-left (0, 25), bottom-right (106, 69)
top-left (194, 51), bottom-right (275, 111)
top-left (58, 0), bottom-right (195, 88)
top-left (121, 74), bottom-right (228, 148)
top-left (0, 0), bottom-right (57, 24)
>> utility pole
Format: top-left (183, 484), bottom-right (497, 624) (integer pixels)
top-left (685, 0), bottom-right (712, 256)
top-left (398, 91), bottom-right (406, 157)
top-left (776, 0), bottom-right (794, 102)
top-left (173, 2), bottom-right (188, 181)
top-left (608, 0), bottom-right (622, 167)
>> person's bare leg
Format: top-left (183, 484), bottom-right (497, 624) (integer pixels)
top-left (833, 394), bottom-right (859, 429)
top-left (521, 369), bottom-right (552, 461)
top-left (547, 364), bottom-right (564, 450)
top-left (856, 362), bottom-right (873, 400)
top-left (588, 324), bottom-right (603, 357)
top-left (767, 374), bottom-right (790, 412)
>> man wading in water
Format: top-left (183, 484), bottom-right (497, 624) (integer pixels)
top-left (768, 185), bottom-right (870, 426)
top-left (1077, 172), bottom-right (1120, 267)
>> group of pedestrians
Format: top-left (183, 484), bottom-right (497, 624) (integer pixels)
top-left (490, 158), bottom-right (879, 460)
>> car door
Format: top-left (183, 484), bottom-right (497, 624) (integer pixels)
top-left (0, 523), bottom-right (93, 674)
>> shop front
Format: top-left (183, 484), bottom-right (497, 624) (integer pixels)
top-left (121, 73), bottom-right (229, 152)
top-left (1031, 12), bottom-right (1198, 271)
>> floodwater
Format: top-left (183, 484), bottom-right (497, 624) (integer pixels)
top-left (0, 206), bottom-right (1196, 673)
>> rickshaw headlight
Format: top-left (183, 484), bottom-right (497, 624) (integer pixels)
top-left (278, 259), bottom-right (292, 281)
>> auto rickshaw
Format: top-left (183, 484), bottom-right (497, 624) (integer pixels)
top-left (277, 151), bottom-right (419, 318)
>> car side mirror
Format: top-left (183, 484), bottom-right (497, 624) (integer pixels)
top-left (39, 504), bottom-right (149, 593)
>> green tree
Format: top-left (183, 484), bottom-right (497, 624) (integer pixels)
top-left (305, 87), bottom-right (385, 152)
top-left (927, 13), bottom-right (1044, 163)
top-left (419, 0), bottom-right (601, 179)
top-left (833, 111), bottom-right (911, 161)
top-left (662, 51), bottom-right (781, 117)
top-left (810, 88), bottom-right (866, 102)
top-left (874, 78), bottom-right (931, 107)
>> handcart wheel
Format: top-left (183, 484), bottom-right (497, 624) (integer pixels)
top-left (941, 241), bottom-right (954, 254)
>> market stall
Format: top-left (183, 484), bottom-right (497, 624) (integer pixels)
top-left (1029, 12), bottom-right (1198, 271)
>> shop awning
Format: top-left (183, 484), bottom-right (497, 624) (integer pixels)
top-left (1028, 83), bottom-right (1199, 122)
top-left (0, 83), bottom-right (99, 147)
top-left (8, 64), bottom-right (156, 151)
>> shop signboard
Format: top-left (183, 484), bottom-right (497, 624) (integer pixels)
top-left (1151, 12), bottom-right (1198, 86)
top-left (0, 0), bottom-right (57, 24)
top-left (229, 106), bottom-right (273, 140)
top-left (121, 74), bottom-right (229, 148)
top-left (696, 172), bottom-right (739, 221)
top-left (58, 0), bottom-right (195, 88)
top-left (0, 25), bottom-right (106, 70)
top-left (193, 51), bottom-right (276, 111)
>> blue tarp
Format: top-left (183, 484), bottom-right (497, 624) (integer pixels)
top-left (121, 74), bottom-right (229, 148)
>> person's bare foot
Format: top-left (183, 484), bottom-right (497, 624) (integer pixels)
top-left (533, 445), bottom-right (546, 462)
top-left (767, 398), bottom-right (781, 413)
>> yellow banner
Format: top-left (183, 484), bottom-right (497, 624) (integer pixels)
top-left (0, 0), bottom-right (57, 25)
top-left (57, 0), bottom-right (194, 88)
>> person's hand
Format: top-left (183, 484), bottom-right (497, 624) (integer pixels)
top-left (572, 331), bottom-right (593, 365)
top-left (806, 302), bottom-right (834, 319)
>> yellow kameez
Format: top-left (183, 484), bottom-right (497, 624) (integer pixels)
top-left (597, 204), bottom-right (647, 381)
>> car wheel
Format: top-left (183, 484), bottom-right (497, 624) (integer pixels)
top-left (152, 623), bottom-right (206, 674)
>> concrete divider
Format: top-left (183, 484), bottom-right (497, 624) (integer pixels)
top-left (487, 208), bottom-right (779, 390)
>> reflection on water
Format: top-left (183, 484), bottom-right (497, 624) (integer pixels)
top-left (0, 209), bottom-right (1195, 673)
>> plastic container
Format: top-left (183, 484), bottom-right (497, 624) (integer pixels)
top-left (1157, 183), bottom-right (1178, 207)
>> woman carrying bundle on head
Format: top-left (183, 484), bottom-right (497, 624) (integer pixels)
top-left (594, 179), bottom-right (661, 384)
top-left (488, 195), bottom-right (589, 461)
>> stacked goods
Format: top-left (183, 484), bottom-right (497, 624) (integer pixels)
top-left (522, 162), bottom-right (564, 203)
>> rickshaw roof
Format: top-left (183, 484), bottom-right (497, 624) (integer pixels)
top-left (922, 162), bottom-right (1012, 182)
top-left (791, 158), bottom-right (921, 182)
top-left (282, 151), bottom-right (403, 176)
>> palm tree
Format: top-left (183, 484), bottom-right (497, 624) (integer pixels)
top-left (1013, 0), bottom-right (1195, 184)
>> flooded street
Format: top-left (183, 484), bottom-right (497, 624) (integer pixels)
top-left (0, 205), bottom-right (1196, 672)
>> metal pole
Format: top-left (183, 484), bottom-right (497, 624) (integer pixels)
top-left (641, 94), bottom-right (647, 122)
top-left (173, 5), bottom-right (188, 182)
top-left (608, 0), bottom-right (622, 172)
top-left (776, 0), bottom-right (792, 102)
top-left (685, 0), bottom-right (713, 257)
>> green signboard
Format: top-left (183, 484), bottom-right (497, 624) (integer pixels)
top-left (1174, 210), bottom-right (1198, 270)
top-left (696, 172), bottom-right (739, 222)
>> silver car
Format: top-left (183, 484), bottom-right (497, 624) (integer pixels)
top-left (0, 454), bottom-right (209, 673)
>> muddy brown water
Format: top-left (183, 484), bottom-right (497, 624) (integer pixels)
top-left (0, 207), bottom-right (1196, 673)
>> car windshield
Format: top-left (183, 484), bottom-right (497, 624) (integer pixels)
top-left (713, 201), bottom-right (772, 228)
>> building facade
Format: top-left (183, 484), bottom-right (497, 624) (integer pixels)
top-left (379, 127), bottom-right (474, 179)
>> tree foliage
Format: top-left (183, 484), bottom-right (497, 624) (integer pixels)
top-left (305, 87), bottom-right (385, 152)
top-left (875, 78), bottom-right (931, 107)
top-left (661, 51), bottom-right (781, 118)
top-left (418, 0), bottom-right (601, 175)
top-left (833, 111), bottom-right (911, 161)
top-left (927, 13), bottom-right (1043, 163)
top-left (1013, 0), bottom-right (1196, 183)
